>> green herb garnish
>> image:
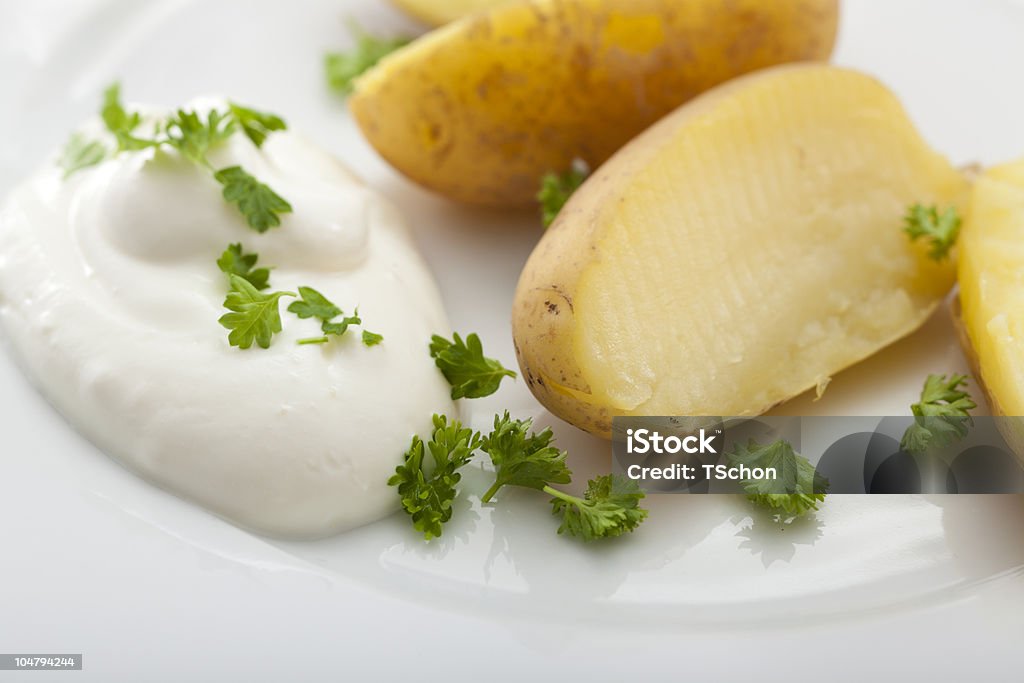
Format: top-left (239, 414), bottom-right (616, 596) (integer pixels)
top-left (903, 204), bottom-right (962, 261)
top-left (59, 83), bottom-right (291, 232)
top-left (388, 415), bottom-right (481, 540)
top-left (287, 287), bottom-right (375, 346)
top-left (213, 166), bottom-right (293, 233)
top-left (217, 243), bottom-right (272, 291)
top-left (59, 133), bottom-right (107, 178)
top-left (429, 332), bottom-right (516, 399)
top-left (538, 162), bottom-right (589, 228)
top-left (728, 439), bottom-right (829, 518)
top-left (361, 330), bottom-right (384, 347)
top-left (218, 274), bottom-right (294, 350)
top-left (900, 373), bottom-right (977, 453)
top-left (228, 102), bottom-right (286, 149)
top-left (479, 412), bottom-right (571, 503)
top-left (164, 109), bottom-right (235, 165)
top-left (325, 22), bottom-right (411, 96)
top-left (549, 474), bottom-right (648, 541)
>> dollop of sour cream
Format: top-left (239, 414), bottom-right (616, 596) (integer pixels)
top-left (0, 101), bottom-right (456, 538)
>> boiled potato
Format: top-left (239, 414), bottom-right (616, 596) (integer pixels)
top-left (957, 159), bottom-right (1024, 416)
top-left (351, 0), bottom-right (839, 207)
top-left (512, 64), bottom-right (969, 438)
top-left (390, 0), bottom-right (512, 26)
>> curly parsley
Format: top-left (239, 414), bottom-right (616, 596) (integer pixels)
top-left (900, 373), bottom-right (977, 453)
top-left (903, 204), bottom-right (962, 261)
top-left (549, 475), bottom-right (648, 541)
top-left (391, 411), bottom-right (648, 543)
top-left (479, 412), bottom-right (571, 503)
top-left (388, 415), bottom-right (482, 540)
top-left (728, 439), bottom-right (829, 518)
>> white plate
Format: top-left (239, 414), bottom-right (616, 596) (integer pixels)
top-left (2, 1), bottom-right (1024, 680)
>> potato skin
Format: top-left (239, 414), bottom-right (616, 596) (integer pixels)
top-left (514, 64), bottom-right (967, 438)
top-left (513, 100), bottom-right (679, 436)
top-left (390, 0), bottom-right (512, 27)
top-left (352, 0), bottom-right (839, 207)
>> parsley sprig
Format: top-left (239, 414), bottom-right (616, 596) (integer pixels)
top-left (549, 475), bottom-right (648, 541)
top-left (229, 103), bottom-right (286, 148)
top-left (218, 275), bottom-right (295, 350)
top-left (728, 439), bottom-right (829, 518)
top-left (101, 83), bottom-right (159, 152)
top-left (59, 84), bottom-right (291, 232)
top-left (900, 373), bottom-right (977, 453)
top-left (903, 204), bottom-right (962, 261)
top-left (59, 133), bottom-right (106, 178)
top-left (479, 412), bottom-right (571, 502)
top-left (537, 161), bottom-right (589, 228)
top-left (325, 22), bottom-right (411, 96)
top-left (214, 166), bottom-right (292, 233)
top-left (287, 286), bottom-right (381, 346)
top-left (429, 332), bottom-right (516, 399)
top-left (390, 411), bottom-right (648, 542)
top-left (217, 243), bottom-right (271, 290)
top-left (388, 415), bottom-right (481, 540)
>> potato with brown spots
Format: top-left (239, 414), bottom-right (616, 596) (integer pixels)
top-left (513, 65), bottom-right (969, 437)
top-left (351, 0), bottom-right (840, 207)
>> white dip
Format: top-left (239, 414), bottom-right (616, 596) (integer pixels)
top-left (0, 102), bottom-right (456, 538)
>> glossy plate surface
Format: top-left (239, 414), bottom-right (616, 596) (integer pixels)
top-left (1, 1), bottom-right (1023, 680)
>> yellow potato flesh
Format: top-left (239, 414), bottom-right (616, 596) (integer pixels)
top-left (353, 0), bottom-right (839, 206)
top-left (513, 65), bottom-right (968, 437)
top-left (958, 159), bottom-right (1024, 415)
top-left (390, 0), bottom-right (512, 26)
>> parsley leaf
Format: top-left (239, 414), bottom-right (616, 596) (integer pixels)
top-left (101, 82), bottom-right (160, 151)
top-left (903, 204), bottom-right (962, 261)
top-left (218, 274), bottom-right (294, 349)
top-left (59, 132), bottom-right (108, 178)
top-left (287, 287), bottom-right (367, 345)
top-left (727, 439), bottom-right (829, 518)
top-left (388, 414), bottom-right (481, 540)
top-left (362, 330), bottom-right (384, 347)
top-left (537, 161), bottom-right (589, 228)
top-left (548, 475), bottom-right (648, 541)
top-left (298, 313), bottom-right (362, 345)
top-left (321, 311), bottom-right (361, 337)
top-left (165, 109), bottom-right (235, 165)
top-left (214, 166), bottom-right (293, 233)
top-left (325, 22), bottom-right (411, 96)
top-left (479, 412), bottom-right (571, 503)
top-left (217, 243), bottom-right (271, 291)
top-left (61, 83), bottom-right (291, 234)
top-left (288, 286), bottom-right (342, 321)
top-left (429, 332), bottom-right (516, 399)
top-left (101, 83), bottom-right (141, 147)
top-left (900, 373), bottom-right (977, 453)
top-left (228, 102), bottom-right (287, 149)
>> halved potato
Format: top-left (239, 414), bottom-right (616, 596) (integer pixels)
top-left (957, 159), bottom-right (1024, 415)
top-left (513, 64), bottom-right (969, 437)
top-left (390, 0), bottom-right (512, 26)
top-left (352, 0), bottom-right (840, 206)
